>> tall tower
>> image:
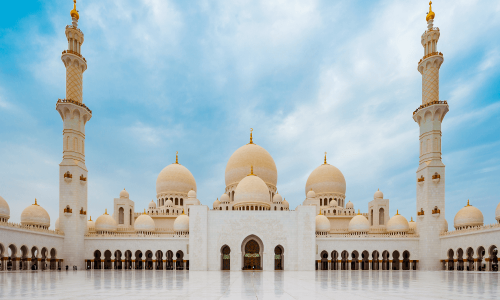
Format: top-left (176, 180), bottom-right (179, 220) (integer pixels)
top-left (56, 0), bottom-right (91, 270)
top-left (413, 1), bottom-right (448, 270)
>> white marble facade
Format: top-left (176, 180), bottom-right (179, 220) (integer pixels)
top-left (1, 2), bottom-right (500, 274)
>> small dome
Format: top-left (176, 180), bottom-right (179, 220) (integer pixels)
top-left (120, 188), bottom-right (129, 198)
top-left (213, 199), bottom-right (221, 209)
top-left (165, 199), bottom-right (173, 207)
top-left (496, 202), bottom-right (500, 221)
top-left (149, 200), bottom-right (156, 209)
top-left (387, 211), bottom-right (409, 233)
top-left (234, 171), bottom-right (270, 204)
top-left (306, 189), bottom-right (316, 199)
top-left (135, 211), bottom-right (155, 233)
top-left (346, 201), bottom-right (354, 209)
top-left (174, 212), bottom-right (189, 233)
top-left (55, 218), bottom-right (60, 231)
top-left (454, 200), bottom-right (483, 229)
top-left (315, 213), bottom-right (330, 233)
top-left (443, 218), bottom-right (448, 232)
top-left (21, 199), bottom-right (50, 228)
top-left (0, 196), bottom-right (10, 220)
top-left (95, 210), bottom-right (117, 233)
top-left (409, 217), bottom-right (417, 232)
top-left (220, 193), bottom-right (230, 203)
top-left (348, 211), bottom-right (369, 233)
top-left (87, 216), bottom-right (95, 231)
top-left (305, 163), bottom-right (346, 196)
top-left (273, 193), bottom-right (283, 203)
top-left (188, 189), bottom-right (197, 198)
top-left (283, 199), bottom-right (289, 208)
top-left (329, 199), bottom-right (338, 207)
top-left (156, 163), bottom-right (197, 196)
top-left (374, 189), bottom-right (383, 199)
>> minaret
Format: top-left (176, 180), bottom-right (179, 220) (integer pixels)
top-left (413, 1), bottom-right (448, 271)
top-left (56, 0), bottom-right (91, 270)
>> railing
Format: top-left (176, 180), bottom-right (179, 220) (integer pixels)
top-left (321, 210), bottom-right (367, 217)
top-left (440, 223), bottom-right (500, 237)
top-left (418, 51), bottom-right (443, 64)
top-left (318, 233), bottom-right (419, 238)
top-left (413, 100), bottom-right (448, 115)
top-left (0, 221), bottom-right (64, 236)
top-left (65, 25), bottom-right (84, 36)
top-left (85, 231), bottom-right (184, 238)
top-left (421, 27), bottom-right (439, 37)
top-left (57, 98), bottom-right (92, 114)
top-left (61, 50), bottom-right (87, 62)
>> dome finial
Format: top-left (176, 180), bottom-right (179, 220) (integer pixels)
top-left (324, 152), bottom-right (327, 164)
top-left (426, 1), bottom-right (435, 22)
top-left (70, 0), bottom-right (80, 21)
top-left (248, 165), bottom-right (256, 176)
top-left (357, 209), bottom-right (361, 215)
top-left (143, 209), bottom-right (146, 215)
top-left (34, 198), bottom-right (38, 205)
top-left (175, 151), bottom-right (179, 164)
top-left (89, 216), bottom-right (92, 221)
top-left (249, 128), bottom-right (254, 144)
top-left (104, 208), bottom-right (108, 215)
top-left (396, 209), bottom-right (399, 215)
top-left (182, 208), bottom-right (185, 215)
top-left (467, 199), bottom-right (470, 206)
top-left (319, 209), bottom-right (322, 215)
top-left (410, 216), bottom-right (414, 222)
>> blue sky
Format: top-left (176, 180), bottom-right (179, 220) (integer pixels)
top-left (0, 0), bottom-right (499, 228)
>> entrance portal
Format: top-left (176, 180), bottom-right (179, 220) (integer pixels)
top-left (243, 240), bottom-right (261, 270)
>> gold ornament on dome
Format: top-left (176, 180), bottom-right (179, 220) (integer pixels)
top-left (426, 1), bottom-right (435, 22)
top-left (70, 0), bottom-right (80, 20)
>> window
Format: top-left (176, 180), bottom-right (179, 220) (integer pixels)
top-left (119, 207), bottom-right (124, 224)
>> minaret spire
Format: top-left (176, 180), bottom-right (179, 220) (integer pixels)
top-left (324, 152), bottom-right (327, 164)
top-left (249, 128), bottom-right (254, 144)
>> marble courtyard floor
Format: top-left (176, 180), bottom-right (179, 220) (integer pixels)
top-left (0, 270), bottom-right (499, 299)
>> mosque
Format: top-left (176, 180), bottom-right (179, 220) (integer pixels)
top-left (0, 1), bottom-right (499, 273)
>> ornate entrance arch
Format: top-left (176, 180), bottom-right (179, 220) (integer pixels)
top-left (241, 235), bottom-right (263, 270)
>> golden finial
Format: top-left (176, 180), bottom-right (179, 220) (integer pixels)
top-left (249, 128), bottom-right (254, 144)
top-left (357, 209), bottom-right (361, 215)
top-left (105, 208), bottom-right (108, 215)
top-left (410, 216), bottom-right (414, 222)
top-left (89, 216), bottom-right (92, 221)
top-left (324, 152), bottom-right (327, 164)
top-left (70, 0), bottom-right (80, 20)
top-left (396, 210), bottom-right (399, 215)
top-left (466, 199), bottom-right (470, 206)
top-left (319, 209), bottom-right (322, 215)
top-left (175, 151), bottom-right (178, 164)
top-left (143, 209), bottom-right (146, 215)
top-left (34, 198), bottom-right (38, 205)
top-left (248, 166), bottom-right (256, 176)
top-left (426, 1), bottom-right (435, 22)
top-left (182, 209), bottom-right (185, 215)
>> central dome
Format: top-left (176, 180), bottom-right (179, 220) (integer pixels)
top-left (156, 163), bottom-right (197, 196)
top-left (225, 143), bottom-right (277, 188)
top-left (234, 172), bottom-right (270, 205)
top-left (305, 163), bottom-right (346, 196)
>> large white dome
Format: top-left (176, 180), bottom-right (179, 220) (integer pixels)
top-left (0, 196), bottom-right (10, 220)
top-left (174, 213), bottom-right (189, 233)
top-left (348, 212), bottom-right (369, 233)
top-left (135, 212), bottom-right (155, 233)
top-left (21, 199), bottom-right (50, 228)
top-left (387, 212), bottom-right (409, 233)
top-left (315, 213), bottom-right (330, 233)
top-left (225, 142), bottom-right (277, 188)
top-left (95, 210), bottom-right (117, 233)
top-left (454, 201), bottom-right (483, 229)
top-left (156, 163), bottom-right (197, 196)
top-left (234, 172), bottom-right (270, 205)
top-left (305, 163), bottom-right (346, 196)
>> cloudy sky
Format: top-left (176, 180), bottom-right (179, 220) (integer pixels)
top-left (0, 0), bottom-right (499, 228)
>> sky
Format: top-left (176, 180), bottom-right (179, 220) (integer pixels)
top-left (0, 0), bottom-right (499, 229)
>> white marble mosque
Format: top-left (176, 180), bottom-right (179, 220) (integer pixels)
top-left (1, 1), bottom-right (499, 276)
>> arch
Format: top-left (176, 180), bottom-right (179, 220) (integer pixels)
top-left (176, 251), bottom-right (184, 270)
top-left (180, 198), bottom-right (183, 206)
top-left (104, 250), bottom-right (112, 269)
top-left (93, 250), bottom-right (101, 269)
top-left (447, 249), bottom-right (455, 270)
top-left (402, 251), bottom-right (410, 270)
top-left (379, 208), bottom-right (384, 225)
top-left (320, 250), bottom-right (328, 270)
top-left (40, 247), bottom-right (48, 271)
top-left (341, 251), bottom-right (349, 270)
top-left (145, 250), bottom-right (153, 270)
top-left (382, 250), bottom-right (390, 270)
top-left (124, 250), bottom-right (132, 270)
top-left (175, 198), bottom-right (178, 206)
top-left (466, 247), bottom-right (474, 271)
top-left (351, 251), bottom-right (359, 270)
top-left (331, 251), bottom-right (339, 270)
top-left (392, 251), bottom-right (400, 270)
top-left (155, 250), bottom-right (163, 270)
top-left (50, 248), bottom-right (58, 270)
top-left (135, 250), bottom-right (143, 270)
top-left (129, 209), bottom-right (132, 226)
top-left (221, 245), bottom-right (230, 270)
top-left (488, 245), bottom-right (498, 272)
top-left (477, 246), bottom-right (485, 271)
top-left (20, 245), bottom-right (29, 270)
top-left (118, 207), bottom-right (124, 224)
top-left (241, 235), bottom-right (263, 270)
top-left (361, 250), bottom-right (369, 270)
top-left (29, 246), bottom-right (38, 270)
top-left (370, 210), bottom-right (373, 226)
top-left (114, 250), bottom-right (122, 269)
top-left (372, 251), bottom-right (380, 270)
top-left (166, 250), bottom-right (174, 270)
top-left (457, 248), bottom-right (464, 271)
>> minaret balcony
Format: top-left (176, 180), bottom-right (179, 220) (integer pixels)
top-left (418, 52), bottom-right (443, 65)
top-left (61, 50), bottom-right (86, 63)
top-left (413, 100), bottom-right (448, 117)
top-left (421, 27), bottom-right (439, 38)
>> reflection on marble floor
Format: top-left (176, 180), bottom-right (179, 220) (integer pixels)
top-left (0, 270), bottom-right (499, 299)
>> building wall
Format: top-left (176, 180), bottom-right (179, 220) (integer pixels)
top-left (440, 226), bottom-right (500, 259)
top-left (0, 226), bottom-right (64, 258)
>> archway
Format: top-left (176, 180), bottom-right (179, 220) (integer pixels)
top-left (382, 251), bottom-right (389, 270)
top-left (466, 248), bottom-right (474, 271)
top-left (457, 248), bottom-right (464, 271)
top-left (104, 250), bottom-right (112, 269)
top-left (477, 246), bottom-right (485, 271)
top-left (50, 248), bottom-right (57, 270)
top-left (392, 251), bottom-right (400, 270)
top-left (221, 245), bottom-right (230, 270)
top-left (489, 245), bottom-right (498, 271)
top-left (8, 244), bottom-right (17, 271)
top-left (114, 250), bottom-right (122, 269)
top-left (242, 236), bottom-right (262, 270)
top-left (331, 251), bottom-right (338, 270)
top-left (124, 250), bottom-right (132, 269)
top-left (176, 251), bottom-right (184, 270)
top-left (447, 249), bottom-right (455, 270)
top-left (93, 250), bottom-right (101, 269)
top-left (402, 251), bottom-right (410, 270)
top-left (351, 251), bottom-right (359, 270)
top-left (166, 250), bottom-right (173, 270)
top-left (361, 251), bottom-right (369, 270)
top-left (135, 251), bottom-right (143, 269)
top-left (41, 248), bottom-right (48, 270)
top-left (31, 247), bottom-right (38, 270)
top-left (155, 250), bottom-right (163, 270)
top-left (372, 251), bottom-right (380, 270)
top-left (320, 251), bottom-right (328, 270)
top-left (341, 251), bottom-right (349, 270)
top-left (145, 251), bottom-right (153, 270)
top-left (20, 245), bottom-right (28, 270)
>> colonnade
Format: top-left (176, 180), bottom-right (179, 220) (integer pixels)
top-left (443, 245), bottom-right (498, 272)
top-left (317, 250), bottom-right (416, 271)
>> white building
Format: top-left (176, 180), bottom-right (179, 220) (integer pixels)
top-left (0, 2), bottom-right (499, 273)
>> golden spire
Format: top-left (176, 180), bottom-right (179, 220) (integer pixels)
top-left (396, 209), bottom-right (399, 215)
top-left (324, 152), bottom-right (327, 164)
top-left (175, 151), bottom-right (178, 164)
top-left (466, 199), bottom-right (470, 206)
top-left (410, 216), bottom-right (414, 222)
top-left (319, 209), bottom-right (322, 215)
top-left (182, 209), bottom-right (185, 215)
top-left (89, 216), bottom-right (92, 221)
top-left (426, 1), bottom-right (435, 22)
top-left (143, 209), bottom-right (146, 215)
top-left (249, 128), bottom-right (254, 144)
top-left (70, 0), bottom-right (80, 20)
top-left (105, 208), bottom-right (108, 215)
top-left (34, 198), bottom-right (38, 205)
top-left (248, 166), bottom-right (256, 176)
top-left (357, 209), bottom-right (361, 215)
